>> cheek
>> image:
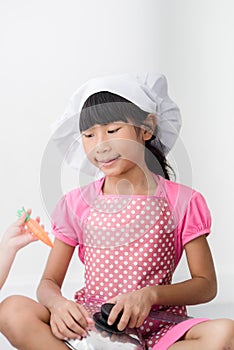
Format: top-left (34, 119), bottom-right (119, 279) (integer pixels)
top-left (82, 140), bottom-right (95, 159)
top-left (116, 139), bottom-right (145, 161)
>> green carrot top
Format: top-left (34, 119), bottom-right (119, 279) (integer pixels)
top-left (17, 207), bottom-right (31, 222)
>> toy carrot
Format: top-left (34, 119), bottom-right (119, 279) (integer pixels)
top-left (17, 207), bottom-right (54, 248)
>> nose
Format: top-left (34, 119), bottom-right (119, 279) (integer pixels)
top-left (96, 140), bottom-right (112, 154)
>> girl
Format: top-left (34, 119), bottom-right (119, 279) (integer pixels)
top-left (1, 73), bottom-right (234, 350)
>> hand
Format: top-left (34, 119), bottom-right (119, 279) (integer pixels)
top-left (107, 287), bottom-right (153, 331)
top-left (1, 209), bottom-right (39, 251)
top-left (50, 298), bottom-right (94, 340)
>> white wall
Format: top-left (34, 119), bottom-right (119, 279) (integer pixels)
top-left (0, 1), bottom-right (234, 347)
top-left (154, 0), bottom-right (234, 304)
top-left (0, 0), bottom-right (160, 293)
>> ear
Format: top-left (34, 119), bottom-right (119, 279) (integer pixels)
top-left (142, 113), bottom-right (157, 141)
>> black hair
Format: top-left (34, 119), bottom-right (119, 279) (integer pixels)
top-left (79, 91), bottom-right (174, 180)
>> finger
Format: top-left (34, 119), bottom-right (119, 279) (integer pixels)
top-left (51, 320), bottom-right (67, 340)
top-left (62, 314), bottom-right (88, 338)
top-left (117, 311), bottom-right (131, 331)
top-left (135, 311), bottom-right (148, 328)
top-left (76, 304), bottom-right (94, 326)
top-left (52, 312), bottom-right (87, 340)
top-left (34, 219), bottom-right (46, 232)
top-left (107, 303), bottom-right (124, 326)
top-left (15, 212), bottom-right (27, 225)
top-left (35, 216), bottom-right (41, 223)
top-left (65, 307), bottom-right (90, 334)
top-left (51, 319), bottom-right (82, 340)
top-left (128, 313), bottom-right (139, 328)
top-left (16, 209), bottom-right (31, 227)
top-left (26, 208), bottom-right (32, 216)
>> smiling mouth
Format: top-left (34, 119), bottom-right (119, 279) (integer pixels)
top-left (97, 155), bottom-right (120, 167)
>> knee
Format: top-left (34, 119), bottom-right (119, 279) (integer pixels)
top-left (0, 295), bottom-right (39, 345)
top-left (1, 295), bottom-right (22, 323)
top-left (1, 295), bottom-right (30, 323)
top-left (1, 295), bottom-right (31, 331)
top-left (212, 319), bottom-right (234, 349)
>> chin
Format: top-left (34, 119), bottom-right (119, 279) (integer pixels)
top-left (100, 169), bottom-right (121, 177)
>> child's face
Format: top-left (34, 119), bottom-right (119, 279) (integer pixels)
top-left (81, 121), bottom-right (149, 176)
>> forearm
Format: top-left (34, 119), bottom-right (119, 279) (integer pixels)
top-left (0, 242), bottom-right (17, 289)
top-left (36, 239), bottom-right (75, 311)
top-left (37, 278), bottom-right (67, 312)
top-left (148, 276), bottom-right (217, 307)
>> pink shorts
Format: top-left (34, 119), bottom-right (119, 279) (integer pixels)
top-left (153, 318), bottom-right (209, 349)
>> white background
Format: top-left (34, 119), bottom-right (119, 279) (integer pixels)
top-left (0, 0), bottom-right (234, 348)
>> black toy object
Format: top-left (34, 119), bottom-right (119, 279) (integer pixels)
top-left (93, 303), bottom-right (124, 333)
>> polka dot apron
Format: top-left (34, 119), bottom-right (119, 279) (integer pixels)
top-left (74, 195), bottom-right (187, 349)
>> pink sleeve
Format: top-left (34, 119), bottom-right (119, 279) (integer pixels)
top-left (50, 179), bottom-right (103, 250)
top-left (178, 191), bottom-right (212, 247)
top-left (156, 176), bottom-right (212, 265)
top-left (51, 194), bottom-right (82, 246)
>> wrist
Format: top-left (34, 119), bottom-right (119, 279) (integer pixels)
top-left (48, 295), bottom-right (68, 312)
top-left (0, 239), bottom-right (18, 257)
top-left (146, 285), bottom-right (160, 306)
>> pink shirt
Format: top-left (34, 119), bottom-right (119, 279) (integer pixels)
top-left (51, 174), bottom-right (211, 349)
top-left (51, 174), bottom-right (211, 267)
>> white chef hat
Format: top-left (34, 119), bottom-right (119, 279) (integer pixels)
top-left (51, 73), bottom-right (181, 178)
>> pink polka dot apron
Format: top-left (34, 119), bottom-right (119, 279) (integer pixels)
top-left (74, 195), bottom-right (188, 349)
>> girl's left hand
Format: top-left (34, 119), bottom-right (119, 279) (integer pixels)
top-left (106, 287), bottom-right (154, 331)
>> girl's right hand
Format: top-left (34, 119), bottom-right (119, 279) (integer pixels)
top-left (50, 298), bottom-right (94, 340)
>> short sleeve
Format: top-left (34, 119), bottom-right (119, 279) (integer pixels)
top-left (51, 194), bottom-right (83, 247)
top-left (179, 191), bottom-right (212, 247)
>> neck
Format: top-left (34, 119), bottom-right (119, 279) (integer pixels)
top-left (102, 166), bottom-right (157, 196)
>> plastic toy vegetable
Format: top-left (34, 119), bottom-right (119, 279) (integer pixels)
top-left (17, 207), bottom-right (54, 248)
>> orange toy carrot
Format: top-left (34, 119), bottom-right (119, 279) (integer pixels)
top-left (17, 207), bottom-right (54, 248)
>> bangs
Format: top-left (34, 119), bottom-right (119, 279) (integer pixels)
top-left (79, 91), bottom-right (148, 132)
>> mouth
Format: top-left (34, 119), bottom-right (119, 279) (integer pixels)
top-left (96, 155), bottom-right (120, 167)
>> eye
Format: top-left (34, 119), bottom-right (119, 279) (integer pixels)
top-left (107, 127), bottom-right (121, 134)
top-left (82, 132), bottom-right (94, 138)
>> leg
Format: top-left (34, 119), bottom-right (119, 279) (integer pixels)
top-left (0, 295), bottom-right (68, 350)
top-left (169, 319), bottom-right (234, 350)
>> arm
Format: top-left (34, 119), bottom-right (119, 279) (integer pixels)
top-left (0, 242), bottom-right (17, 290)
top-left (108, 235), bottom-right (217, 331)
top-left (37, 238), bottom-right (93, 340)
top-left (148, 234), bottom-right (217, 305)
top-left (0, 212), bottom-right (37, 289)
top-left (148, 189), bottom-right (217, 307)
top-left (36, 238), bottom-right (75, 308)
